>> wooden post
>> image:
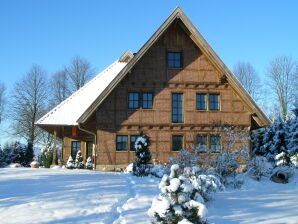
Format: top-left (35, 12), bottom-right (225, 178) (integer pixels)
top-left (51, 130), bottom-right (58, 166)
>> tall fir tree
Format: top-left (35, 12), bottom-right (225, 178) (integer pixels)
top-left (75, 150), bottom-right (84, 169)
top-left (133, 132), bottom-right (152, 176)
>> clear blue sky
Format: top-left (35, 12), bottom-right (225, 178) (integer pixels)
top-left (0, 0), bottom-right (297, 143)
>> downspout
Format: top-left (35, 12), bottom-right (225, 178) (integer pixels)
top-left (78, 124), bottom-right (97, 170)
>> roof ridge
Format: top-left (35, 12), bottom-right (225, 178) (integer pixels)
top-left (36, 60), bottom-right (120, 124)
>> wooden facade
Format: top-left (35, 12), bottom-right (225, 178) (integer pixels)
top-left (38, 8), bottom-right (270, 170)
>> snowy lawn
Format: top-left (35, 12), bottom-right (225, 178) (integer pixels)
top-left (0, 168), bottom-right (159, 224)
top-left (208, 174), bottom-right (298, 224)
top-left (0, 168), bottom-right (297, 224)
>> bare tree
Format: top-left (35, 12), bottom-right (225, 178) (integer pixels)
top-left (66, 56), bottom-right (95, 91)
top-left (50, 68), bottom-right (70, 107)
top-left (10, 65), bottom-right (48, 145)
top-left (266, 56), bottom-right (296, 120)
top-left (233, 62), bottom-right (262, 102)
top-left (0, 82), bottom-right (6, 124)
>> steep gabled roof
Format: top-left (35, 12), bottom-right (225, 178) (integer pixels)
top-left (78, 7), bottom-right (271, 126)
top-left (36, 59), bottom-right (128, 126)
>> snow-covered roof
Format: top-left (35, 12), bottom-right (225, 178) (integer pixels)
top-left (36, 60), bottom-right (128, 126)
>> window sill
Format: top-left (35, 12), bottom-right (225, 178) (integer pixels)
top-left (167, 67), bottom-right (183, 70)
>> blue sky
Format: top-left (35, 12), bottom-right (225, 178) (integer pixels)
top-left (0, 0), bottom-right (298, 144)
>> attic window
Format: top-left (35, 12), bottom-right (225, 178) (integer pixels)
top-left (167, 52), bottom-right (182, 68)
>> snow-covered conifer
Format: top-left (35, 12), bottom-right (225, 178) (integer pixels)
top-left (41, 147), bottom-right (53, 168)
top-left (75, 150), bottom-right (84, 169)
top-left (148, 164), bottom-right (208, 224)
top-left (66, 156), bottom-right (75, 169)
top-left (133, 132), bottom-right (152, 176)
top-left (85, 156), bottom-right (93, 170)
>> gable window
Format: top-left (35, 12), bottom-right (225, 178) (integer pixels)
top-left (196, 135), bottom-right (207, 153)
top-left (142, 93), bottom-right (153, 109)
top-left (210, 135), bottom-right (221, 153)
top-left (116, 135), bottom-right (128, 151)
top-left (86, 141), bottom-right (93, 159)
top-left (128, 93), bottom-right (140, 109)
top-left (196, 94), bottom-right (206, 110)
top-left (130, 135), bottom-right (139, 151)
top-left (71, 141), bottom-right (81, 159)
top-left (172, 93), bottom-right (183, 123)
top-left (209, 94), bottom-right (220, 110)
top-left (172, 135), bottom-right (183, 151)
top-left (167, 52), bottom-right (182, 68)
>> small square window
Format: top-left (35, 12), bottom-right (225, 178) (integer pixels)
top-left (196, 94), bottom-right (206, 110)
top-left (210, 135), bottom-right (221, 153)
top-left (130, 135), bottom-right (139, 151)
top-left (172, 135), bottom-right (183, 151)
top-left (128, 93), bottom-right (140, 109)
top-left (116, 135), bottom-right (128, 151)
top-left (167, 52), bottom-right (182, 68)
top-left (209, 94), bottom-right (220, 110)
top-left (196, 135), bottom-right (207, 153)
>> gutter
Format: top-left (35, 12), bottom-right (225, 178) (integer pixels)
top-left (78, 124), bottom-right (97, 170)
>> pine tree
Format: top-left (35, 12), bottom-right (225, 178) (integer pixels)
top-left (41, 148), bottom-right (53, 168)
top-left (85, 157), bottom-right (93, 170)
top-left (288, 112), bottom-right (298, 156)
top-left (133, 132), bottom-right (152, 176)
top-left (25, 142), bottom-right (34, 166)
top-left (0, 145), bottom-right (5, 167)
top-left (66, 155), bottom-right (75, 169)
top-left (272, 120), bottom-right (290, 164)
top-left (148, 164), bottom-right (207, 224)
top-left (75, 150), bottom-right (84, 169)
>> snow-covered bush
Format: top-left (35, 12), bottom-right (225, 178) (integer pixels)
top-left (66, 156), bottom-right (75, 169)
top-left (85, 156), bottom-right (93, 170)
top-left (169, 149), bottom-right (199, 172)
top-left (246, 156), bottom-right (273, 181)
top-left (41, 147), bottom-right (53, 168)
top-left (148, 164), bottom-right (208, 224)
top-left (211, 151), bottom-right (239, 177)
top-left (150, 164), bottom-right (168, 178)
top-left (133, 132), bottom-right (152, 176)
top-left (185, 167), bottom-right (225, 201)
top-left (75, 150), bottom-right (84, 169)
top-left (290, 152), bottom-right (298, 167)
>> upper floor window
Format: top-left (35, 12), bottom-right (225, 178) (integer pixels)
top-left (196, 135), bottom-right (207, 153)
top-left (210, 135), bottom-right (221, 153)
top-left (128, 92), bottom-right (153, 109)
top-left (142, 93), bottom-right (153, 109)
top-left (172, 93), bottom-right (183, 123)
top-left (128, 93), bottom-right (139, 109)
top-left (167, 52), bottom-right (182, 68)
top-left (130, 135), bottom-right (139, 151)
top-left (196, 94), bottom-right (206, 110)
top-left (172, 135), bottom-right (183, 151)
top-left (209, 94), bottom-right (220, 110)
top-left (71, 141), bottom-right (81, 159)
top-left (116, 135), bottom-right (128, 151)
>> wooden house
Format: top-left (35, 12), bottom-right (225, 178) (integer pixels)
top-left (36, 7), bottom-right (271, 170)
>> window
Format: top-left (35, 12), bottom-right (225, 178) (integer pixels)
top-left (209, 94), bottom-right (220, 110)
top-left (196, 94), bottom-right (206, 110)
top-left (116, 135), bottom-right (128, 151)
top-left (128, 93), bottom-right (139, 109)
top-left (142, 93), bottom-right (153, 109)
top-left (167, 52), bottom-right (182, 68)
top-left (172, 135), bottom-right (183, 151)
top-left (130, 135), bottom-right (139, 151)
top-left (172, 93), bottom-right (183, 123)
top-left (71, 141), bottom-right (81, 159)
top-left (128, 92), bottom-right (153, 109)
top-left (86, 141), bottom-right (93, 159)
top-left (210, 135), bottom-right (221, 153)
top-left (196, 135), bottom-right (207, 153)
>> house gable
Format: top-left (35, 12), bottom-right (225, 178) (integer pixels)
top-left (78, 7), bottom-right (270, 127)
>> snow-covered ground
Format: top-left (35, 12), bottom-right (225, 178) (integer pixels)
top-left (0, 168), bottom-right (297, 224)
top-left (0, 168), bottom-right (159, 224)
